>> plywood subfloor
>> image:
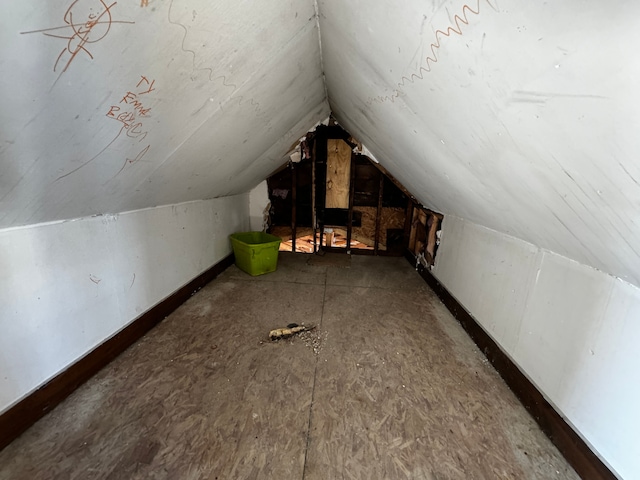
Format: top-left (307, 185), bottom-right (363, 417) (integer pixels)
top-left (0, 254), bottom-right (580, 480)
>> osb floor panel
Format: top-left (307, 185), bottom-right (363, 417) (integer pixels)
top-left (0, 254), bottom-right (580, 480)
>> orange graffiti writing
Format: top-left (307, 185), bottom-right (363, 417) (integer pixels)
top-left (136, 76), bottom-right (156, 94)
top-left (21, 0), bottom-right (134, 83)
top-left (126, 144), bottom-right (150, 166)
top-left (106, 75), bottom-right (156, 139)
top-left (108, 76), bottom-right (156, 176)
top-left (55, 75), bottom-right (156, 182)
top-left (371, 0), bottom-right (495, 104)
top-left (114, 143), bottom-right (150, 177)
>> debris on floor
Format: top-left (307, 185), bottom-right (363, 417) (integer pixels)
top-left (267, 322), bottom-right (328, 355)
top-left (296, 328), bottom-right (328, 355)
top-left (269, 323), bottom-right (316, 341)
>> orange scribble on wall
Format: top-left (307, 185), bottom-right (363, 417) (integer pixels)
top-left (126, 144), bottom-right (150, 166)
top-left (141, 0), bottom-right (149, 7)
top-left (371, 0), bottom-right (495, 104)
top-left (107, 76), bottom-right (156, 177)
top-left (54, 75), bottom-right (156, 182)
top-left (20, 0), bottom-right (134, 82)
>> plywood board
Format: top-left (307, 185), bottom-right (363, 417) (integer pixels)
top-left (353, 207), bottom-right (405, 250)
top-left (325, 139), bottom-right (351, 208)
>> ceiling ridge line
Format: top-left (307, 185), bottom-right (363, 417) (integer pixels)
top-left (313, 0), bottom-right (329, 104)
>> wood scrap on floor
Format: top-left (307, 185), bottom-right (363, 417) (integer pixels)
top-left (269, 323), bottom-right (316, 341)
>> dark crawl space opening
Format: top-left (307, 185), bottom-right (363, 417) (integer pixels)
top-left (265, 119), bottom-right (443, 265)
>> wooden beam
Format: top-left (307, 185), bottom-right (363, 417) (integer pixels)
top-left (311, 139), bottom-right (317, 253)
top-left (360, 154), bottom-right (415, 202)
top-left (408, 207), bottom-right (419, 253)
top-left (374, 173), bottom-right (384, 254)
top-left (291, 163), bottom-right (297, 253)
top-left (403, 198), bottom-right (413, 252)
top-left (347, 154), bottom-right (356, 253)
top-left (314, 132), bottom-right (328, 252)
top-left (0, 254), bottom-right (235, 452)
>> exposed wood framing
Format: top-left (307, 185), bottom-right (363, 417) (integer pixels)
top-left (404, 199), bottom-right (414, 252)
top-left (347, 154), bottom-right (356, 253)
top-left (409, 203), bottom-right (444, 266)
top-left (409, 207), bottom-right (420, 253)
top-left (311, 139), bottom-right (317, 253)
top-left (374, 174), bottom-right (384, 254)
top-left (275, 124), bottom-right (417, 258)
top-left (362, 156), bottom-right (415, 202)
top-left (291, 164), bottom-right (297, 252)
top-left (425, 214), bottom-right (440, 265)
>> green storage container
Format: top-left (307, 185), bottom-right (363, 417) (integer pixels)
top-left (230, 232), bottom-right (282, 276)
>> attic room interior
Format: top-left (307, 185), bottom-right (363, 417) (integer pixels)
top-left (0, 0), bottom-right (637, 479)
top-left (265, 122), bottom-right (437, 258)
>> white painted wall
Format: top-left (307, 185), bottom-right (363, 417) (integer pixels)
top-left (0, 194), bottom-right (248, 414)
top-left (249, 180), bottom-right (269, 232)
top-left (432, 216), bottom-right (640, 480)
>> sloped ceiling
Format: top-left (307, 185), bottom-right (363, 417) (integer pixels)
top-left (318, 0), bottom-right (640, 286)
top-left (0, 0), bottom-right (329, 228)
top-left (2, 0), bottom-right (640, 288)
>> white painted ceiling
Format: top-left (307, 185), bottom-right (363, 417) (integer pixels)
top-left (0, 0), bottom-right (329, 227)
top-left (319, 0), bottom-right (640, 287)
top-left (2, 0), bottom-right (640, 286)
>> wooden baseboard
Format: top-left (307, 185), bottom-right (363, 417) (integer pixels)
top-left (405, 251), bottom-right (616, 480)
top-left (0, 253), bottom-right (234, 452)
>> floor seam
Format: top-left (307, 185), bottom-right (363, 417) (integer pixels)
top-left (222, 277), bottom-right (326, 287)
top-left (301, 269), bottom-right (327, 479)
top-left (225, 275), bottom-right (428, 291)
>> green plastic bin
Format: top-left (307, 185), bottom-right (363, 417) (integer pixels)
top-left (230, 232), bottom-right (282, 276)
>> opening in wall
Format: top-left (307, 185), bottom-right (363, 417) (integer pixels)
top-left (409, 206), bottom-right (443, 268)
top-left (266, 119), bottom-right (436, 258)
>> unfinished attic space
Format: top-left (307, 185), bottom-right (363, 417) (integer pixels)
top-left (0, 0), bottom-right (638, 478)
top-left (266, 123), bottom-right (431, 256)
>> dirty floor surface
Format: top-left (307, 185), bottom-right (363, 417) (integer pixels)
top-left (0, 253), bottom-right (580, 480)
